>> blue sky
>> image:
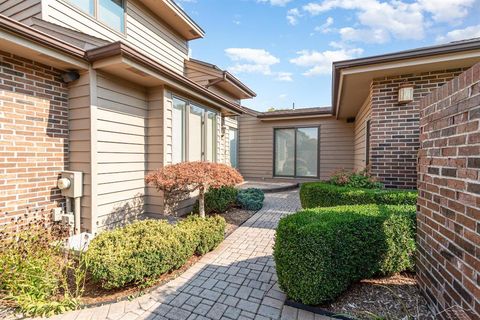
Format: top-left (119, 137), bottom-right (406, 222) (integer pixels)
top-left (177, 0), bottom-right (480, 111)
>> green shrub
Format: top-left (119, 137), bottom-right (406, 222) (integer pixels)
top-left (274, 204), bottom-right (416, 305)
top-left (86, 216), bottom-right (226, 289)
top-left (178, 215), bottom-right (226, 255)
top-left (300, 182), bottom-right (417, 208)
top-left (193, 186), bottom-right (238, 214)
top-left (237, 188), bottom-right (265, 211)
top-left (329, 169), bottom-right (384, 189)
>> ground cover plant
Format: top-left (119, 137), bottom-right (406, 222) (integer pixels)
top-left (274, 204), bottom-right (416, 306)
top-left (237, 188), bottom-right (265, 211)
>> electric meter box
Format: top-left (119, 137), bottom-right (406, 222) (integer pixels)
top-left (59, 171), bottom-right (83, 198)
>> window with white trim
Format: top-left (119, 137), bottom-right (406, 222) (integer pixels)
top-left (65, 0), bottom-right (125, 33)
top-left (171, 96), bottom-right (217, 163)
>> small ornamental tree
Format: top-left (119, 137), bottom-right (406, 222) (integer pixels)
top-left (146, 162), bottom-right (244, 218)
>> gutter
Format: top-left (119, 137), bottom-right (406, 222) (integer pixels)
top-left (86, 42), bottom-right (245, 115)
top-left (332, 38), bottom-right (480, 117)
top-left (0, 15), bottom-right (85, 59)
top-left (256, 109), bottom-right (332, 119)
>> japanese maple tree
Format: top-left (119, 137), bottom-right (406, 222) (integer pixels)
top-left (146, 162), bottom-right (244, 218)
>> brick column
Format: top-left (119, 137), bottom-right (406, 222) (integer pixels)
top-left (370, 69), bottom-right (466, 189)
top-left (417, 63), bottom-right (480, 319)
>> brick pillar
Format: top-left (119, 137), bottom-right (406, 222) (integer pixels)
top-left (417, 63), bottom-right (480, 319)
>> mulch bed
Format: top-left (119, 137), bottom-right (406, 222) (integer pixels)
top-left (324, 273), bottom-right (434, 319)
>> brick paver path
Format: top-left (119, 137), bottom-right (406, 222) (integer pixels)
top-left (42, 190), bottom-right (331, 320)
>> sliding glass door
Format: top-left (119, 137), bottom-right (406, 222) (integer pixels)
top-left (274, 127), bottom-right (319, 178)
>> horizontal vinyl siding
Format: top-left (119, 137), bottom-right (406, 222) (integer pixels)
top-left (68, 71), bottom-right (93, 231)
top-left (238, 114), bottom-right (354, 180)
top-left (354, 93), bottom-right (372, 171)
top-left (0, 0), bottom-right (41, 25)
top-left (95, 72), bottom-right (148, 229)
top-left (43, 0), bottom-right (188, 74)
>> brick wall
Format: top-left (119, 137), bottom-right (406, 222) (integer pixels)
top-left (0, 51), bottom-right (68, 230)
top-left (370, 69), bottom-right (467, 189)
top-left (417, 63), bottom-right (480, 319)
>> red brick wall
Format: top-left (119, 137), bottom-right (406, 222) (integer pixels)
top-left (417, 63), bottom-right (480, 319)
top-left (370, 69), bottom-right (467, 189)
top-left (0, 51), bottom-right (68, 230)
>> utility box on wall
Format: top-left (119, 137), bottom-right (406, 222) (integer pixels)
top-left (58, 171), bottom-right (83, 198)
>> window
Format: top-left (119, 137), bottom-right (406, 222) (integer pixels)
top-left (98, 0), bottom-right (125, 33)
top-left (172, 96), bottom-right (217, 163)
top-left (229, 128), bottom-right (238, 168)
top-left (172, 98), bottom-right (186, 164)
top-left (274, 127), bottom-right (319, 178)
top-left (66, 0), bottom-right (125, 33)
top-left (366, 119), bottom-right (371, 165)
top-left (67, 0), bottom-right (94, 15)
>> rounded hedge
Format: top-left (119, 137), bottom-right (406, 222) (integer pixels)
top-left (237, 188), bottom-right (265, 211)
top-left (274, 204), bottom-right (416, 305)
top-left (193, 186), bottom-right (238, 214)
top-left (86, 216), bottom-right (225, 289)
top-left (300, 182), bottom-right (417, 208)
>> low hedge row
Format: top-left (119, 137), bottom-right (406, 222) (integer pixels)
top-left (274, 204), bottom-right (416, 305)
top-left (300, 182), bottom-right (417, 208)
top-left (86, 216), bottom-right (225, 289)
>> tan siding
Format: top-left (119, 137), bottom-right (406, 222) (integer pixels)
top-left (353, 91), bottom-right (372, 171)
top-left (238, 114), bottom-right (354, 181)
top-left (68, 70), bottom-right (95, 232)
top-left (95, 72), bottom-right (148, 229)
top-left (0, 0), bottom-right (41, 25)
top-left (209, 86), bottom-right (241, 105)
top-left (145, 87), bottom-right (164, 216)
top-left (43, 0), bottom-right (188, 74)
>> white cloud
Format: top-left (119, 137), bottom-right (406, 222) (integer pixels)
top-left (295, 0), bottom-right (477, 44)
top-left (290, 47), bottom-right (363, 76)
top-left (418, 0), bottom-right (475, 23)
top-left (339, 27), bottom-right (389, 43)
top-left (276, 72), bottom-right (293, 81)
top-left (436, 24), bottom-right (480, 43)
top-left (258, 0), bottom-right (293, 6)
top-left (287, 8), bottom-right (302, 25)
top-left (225, 48), bottom-right (280, 75)
top-left (314, 16), bottom-right (334, 33)
top-left (279, 94), bottom-right (288, 99)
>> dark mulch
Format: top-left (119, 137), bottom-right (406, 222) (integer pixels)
top-left (324, 273), bottom-right (434, 320)
top-left (218, 207), bottom-right (256, 236)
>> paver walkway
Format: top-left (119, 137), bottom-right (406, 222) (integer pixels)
top-left (42, 190), bottom-right (331, 320)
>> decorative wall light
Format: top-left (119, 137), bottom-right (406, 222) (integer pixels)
top-left (398, 83), bottom-right (414, 104)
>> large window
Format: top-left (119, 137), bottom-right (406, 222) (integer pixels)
top-left (172, 98), bottom-right (186, 163)
top-left (66, 0), bottom-right (125, 33)
top-left (229, 128), bottom-right (238, 168)
top-left (172, 96), bottom-right (217, 163)
top-left (274, 127), bottom-right (319, 178)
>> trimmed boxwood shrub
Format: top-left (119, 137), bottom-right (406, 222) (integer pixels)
top-left (300, 182), bottom-right (417, 208)
top-left (274, 204), bottom-right (416, 305)
top-left (178, 215), bottom-right (226, 255)
top-left (193, 186), bottom-right (238, 214)
top-left (237, 188), bottom-right (265, 211)
top-left (86, 216), bottom-right (225, 289)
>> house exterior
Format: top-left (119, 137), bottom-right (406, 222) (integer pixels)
top-left (0, 0), bottom-right (254, 234)
top-left (239, 39), bottom-right (480, 189)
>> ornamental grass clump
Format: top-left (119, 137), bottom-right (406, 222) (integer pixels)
top-left (146, 162), bottom-right (243, 218)
top-left (0, 212), bottom-right (88, 317)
